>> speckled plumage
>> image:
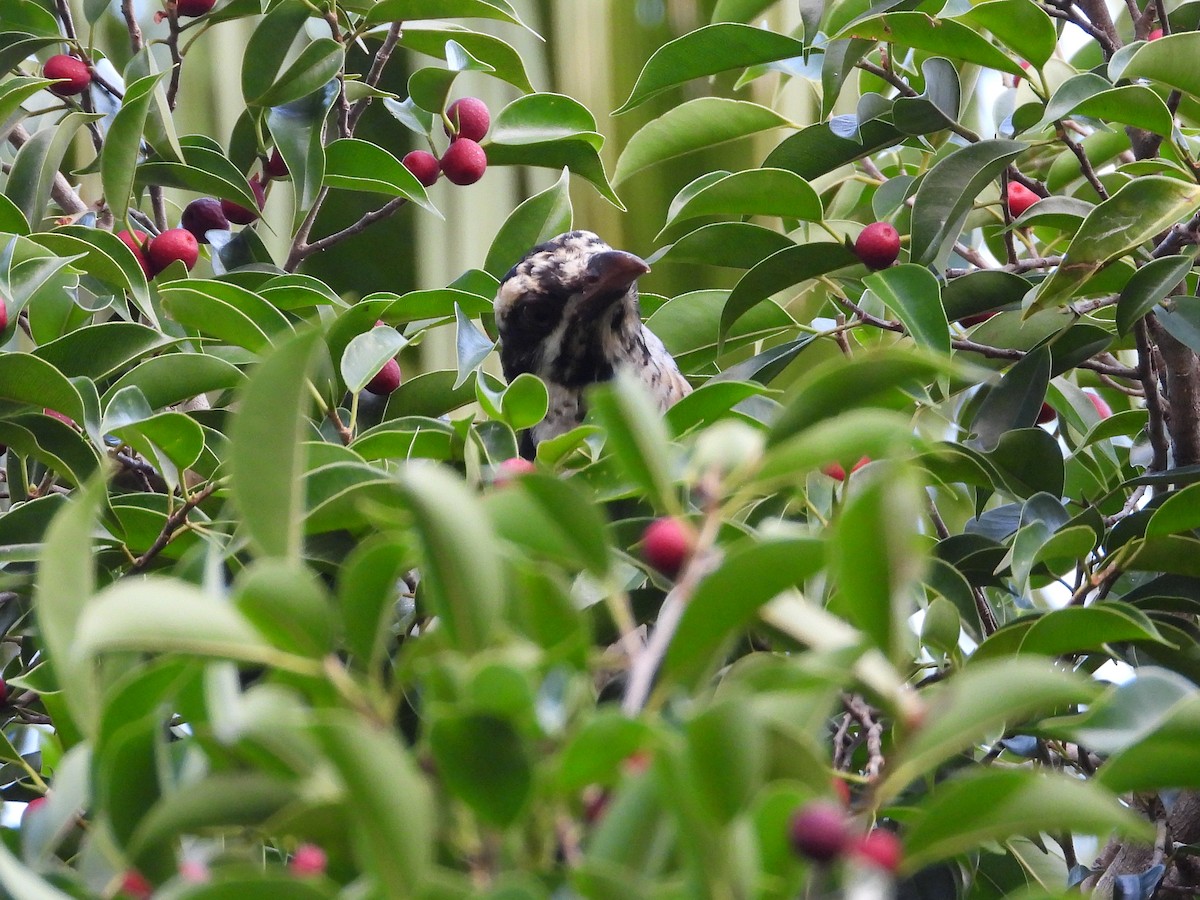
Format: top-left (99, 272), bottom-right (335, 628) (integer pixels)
top-left (495, 230), bottom-right (692, 454)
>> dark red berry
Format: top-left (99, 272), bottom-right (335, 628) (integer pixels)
top-left (264, 148), bottom-right (288, 179)
top-left (0, 678), bottom-right (8, 705)
top-left (402, 150), bottom-right (440, 187)
top-left (959, 311), bottom-right (996, 327)
top-left (444, 97), bottom-right (490, 142)
top-left (176, 0), bottom-right (217, 15)
top-left (1037, 402), bottom-right (1056, 424)
top-left (0, 295), bottom-right (8, 332)
top-left (180, 197), bottom-right (230, 244)
top-left (221, 174), bottom-right (265, 225)
top-left (439, 139), bottom-right (487, 186)
top-left (147, 228), bottom-right (199, 273)
top-left (365, 358), bottom-right (402, 396)
top-left (43, 55), bottom-right (90, 96)
top-left (854, 222), bottom-right (901, 270)
top-left (788, 801), bottom-right (851, 863)
top-left (640, 517), bottom-right (695, 578)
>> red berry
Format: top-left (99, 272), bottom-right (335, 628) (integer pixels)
top-left (0, 295), bottom-right (7, 332)
top-left (45, 409), bottom-right (77, 428)
top-left (1037, 402), bottom-right (1056, 424)
top-left (264, 148), bottom-right (288, 179)
top-left (289, 843), bottom-right (327, 877)
top-left (832, 777), bottom-right (851, 807)
top-left (0, 678), bottom-right (8, 705)
top-left (823, 456), bottom-right (870, 481)
top-left (117, 230), bottom-right (154, 279)
top-left (494, 457), bottom-right (536, 486)
top-left (221, 174), bottom-right (265, 225)
top-left (640, 516), bottom-right (695, 578)
top-left (175, 0), bottom-right (216, 15)
top-left (43, 55), bottom-right (90, 97)
top-left (365, 357), bottom-right (402, 395)
top-left (1086, 391), bottom-right (1112, 418)
top-left (788, 801), bottom-right (851, 863)
top-left (180, 197), bottom-right (230, 244)
top-left (178, 860), bottom-right (209, 883)
top-left (959, 311), bottom-right (995, 327)
top-left (853, 829), bottom-right (903, 872)
top-left (854, 222), bottom-right (901, 270)
top-left (119, 870), bottom-right (153, 899)
top-left (147, 228), bottom-right (199, 273)
top-left (21, 797), bottom-right (46, 826)
top-left (440, 139), bottom-right (487, 186)
top-left (403, 150), bottom-right (440, 187)
top-left (1148, 27), bottom-right (1164, 39)
top-left (444, 97), bottom-right (491, 142)
top-left (1007, 183), bottom-right (1040, 218)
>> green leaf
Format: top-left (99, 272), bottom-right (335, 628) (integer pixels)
top-left (648, 222), bottom-right (795, 269)
top-left (393, 462), bottom-right (504, 651)
top-left (864, 264), bottom-right (949, 354)
top-left (103, 353), bottom-right (245, 410)
top-left (136, 141), bottom-right (261, 214)
top-left (904, 769), bottom-right (1151, 871)
top-left (956, 0), bottom-right (1057, 67)
top-left (484, 168), bottom-right (572, 278)
top-left (1117, 255), bottom-right (1194, 335)
top-left (969, 345), bottom-right (1051, 452)
top-left (830, 463), bottom-right (925, 665)
top-left (27, 227), bottom-right (154, 325)
top-left (662, 168), bottom-right (822, 233)
top-left (430, 713), bottom-right (531, 826)
top-left (909, 140), bottom-right (1027, 266)
top-left (486, 93), bottom-right (620, 207)
top-left (341, 324), bottom-right (406, 393)
top-left (763, 117), bottom-right (910, 181)
top-left (0, 352), bottom-right (85, 423)
top-left (337, 535), bottom-right (413, 670)
top-left (33, 476), bottom-right (106, 739)
top-left (1157, 297), bottom-right (1200, 356)
top-left (878, 659), bottom-right (1097, 804)
top-left (399, 23), bottom-right (536, 93)
top-left (365, 0), bottom-right (537, 33)
top-left (159, 280), bottom-right (293, 352)
top-left (614, 98), bottom-right (792, 186)
top-left (233, 559), bottom-right (337, 658)
top-left (228, 330), bottom-right (322, 560)
top-left (1112, 32), bottom-right (1200, 98)
top-left (454, 303), bottom-right (494, 388)
top-left (0, 840), bottom-right (74, 900)
top-left (484, 473), bottom-right (610, 576)
top-left (240, 2), bottom-right (312, 106)
top-left (268, 84), bottom-right (339, 229)
top-left (5, 111), bottom-right (101, 227)
top-left (102, 73), bottom-right (163, 224)
top-left (972, 603), bottom-right (1169, 663)
top-left (832, 13), bottom-right (1025, 77)
top-left (1147, 482), bottom-right (1200, 537)
top-left (408, 40), bottom-right (496, 113)
top-left (1030, 73), bottom-right (1175, 139)
top-left (33, 322), bottom-right (170, 380)
top-left (324, 138), bottom-right (437, 212)
top-left (589, 371), bottom-right (679, 512)
top-left (615, 24), bottom-right (806, 113)
top-left (1029, 177), bottom-right (1200, 316)
top-left (686, 699), bottom-right (765, 823)
top-left (257, 39), bottom-right (342, 108)
top-left (665, 538), bottom-right (826, 688)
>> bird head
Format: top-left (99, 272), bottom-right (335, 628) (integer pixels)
top-left (494, 230), bottom-right (651, 387)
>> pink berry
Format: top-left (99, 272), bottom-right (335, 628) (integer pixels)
top-left (402, 150), bottom-right (440, 187)
top-left (21, 797), bottom-right (47, 826)
top-left (1007, 183), bottom-right (1039, 218)
top-left (494, 457), bottom-right (536, 486)
top-left (854, 222), bottom-right (900, 270)
top-left (822, 456), bottom-right (870, 481)
top-left (43, 55), bottom-right (90, 97)
top-left (444, 97), bottom-right (491, 142)
top-left (0, 295), bottom-right (7, 332)
top-left (852, 829), bottom-right (903, 872)
top-left (147, 228), bottom-right (199, 273)
top-left (289, 843), bottom-right (327, 877)
top-left (1148, 27), bottom-right (1164, 39)
top-left (365, 358), bottom-right (402, 395)
top-left (788, 801), bottom-right (851, 863)
top-left (440, 139), bottom-right (487, 186)
top-left (1086, 391), bottom-right (1112, 418)
top-left (640, 517), bottom-right (695, 578)
top-left (119, 870), bottom-right (153, 899)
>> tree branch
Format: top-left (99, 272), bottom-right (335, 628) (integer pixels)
top-left (286, 194), bottom-right (410, 271)
top-left (348, 22), bottom-right (404, 132)
top-left (128, 482), bottom-right (219, 573)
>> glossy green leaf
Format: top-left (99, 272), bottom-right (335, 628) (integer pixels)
top-left (393, 462), bottom-right (503, 651)
top-left (1031, 73), bottom-right (1175, 138)
top-left (614, 98), bottom-right (792, 186)
top-left (1157, 296), bottom-right (1200, 356)
top-left (257, 39), bottom-right (342, 108)
top-left (662, 168), bottom-right (821, 233)
top-left (864, 264), bottom-right (949, 354)
top-left (969, 345), bottom-right (1051, 452)
top-left (956, 0), bottom-right (1057, 67)
top-left (5, 111), bottom-right (100, 227)
top-left (877, 659), bottom-right (1097, 804)
top-left (365, 0), bottom-right (535, 31)
top-left (972, 603), bottom-right (1168, 664)
top-left (651, 290), bottom-right (792, 372)
top-left (1117, 255), bottom-right (1194, 335)
top-left (615, 24), bottom-right (806, 113)
top-left (1112, 32), bottom-right (1200, 98)
top-left (1029, 177), bottom-right (1200, 316)
top-left (240, 3), bottom-right (312, 106)
top-left (484, 473), bottom-right (609, 576)
top-left (324, 138), bottom-right (437, 212)
top-left (0, 352), bottom-right (85, 423)
top-left (485, 168), bottom-right (572, 277)
top-left (136, 141), bottom-right (261, 214)
top-left (228, 330), bottom-right (322, 560)
top-left (28, 227), bottom-right (154, 324)
top-left (986, 427), bottom-right (1065, 499)
top-left (902, 769), bottom-right (1152, 871)
top-left (399, 23), bottom-right (536, 93)
top-left (763, 117), bottom-right (910, 181)
top-left (101, 73), bottom-right (163, 224)
top-left (341, 324), bottom-right (406, 393)
top-left (33, 322), bottom-right (170, 380)
top-left (268, 83), bottom-right (338, 228)
top-left (454, 303), bottom-right (494, 388)
top-left (832, 13), bottom-right (1025, 77)
top-left (1147, 482), bottom-right (1200, 537)
top-left (648, 222), bottom-right (795, 269)
top-left (103, 353), bottom-right (245, 410)
top-left (159, 280), bottom-right (293, 352)
top-left (910, 140), bottom-right (1026, 266)
top-left (589, 370), bottom-right (679, 512)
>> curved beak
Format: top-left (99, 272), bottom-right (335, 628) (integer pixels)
top-left (584, 250), bottom-right (650, 303)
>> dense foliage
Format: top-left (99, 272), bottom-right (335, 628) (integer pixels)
top-left (2, 0), bottom-right (1200, 897)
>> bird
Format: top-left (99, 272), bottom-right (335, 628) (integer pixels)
top-left (494, 230), bottom-right (692, 456)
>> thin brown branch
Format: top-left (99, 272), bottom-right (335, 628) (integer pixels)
top-left (856, 61), bottom-right (982, 143)
top-left (945, 255), bottom-right (1063, 279)
top-left (166, 9), bottom-right (183, 110)
top-left (843, 695), bottom-right (886, 780)
top-left (1056, 122), bottom-right (1109, 200)
top-left (128, 482), bottom-right (219, 573)
top-left (286, 193), bottom-right (409, 270)
top-left (973, 587), bottom-right (999, 635)
top-left (121, 0), bottom-right (145, 52)
top-left (348, 22), bottom-right (404, 132)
